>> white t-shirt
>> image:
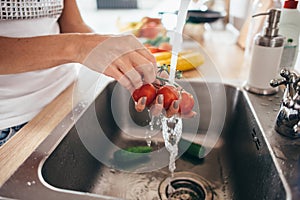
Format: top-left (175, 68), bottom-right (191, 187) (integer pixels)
top-left (0, 0), bottom-right (78, 129)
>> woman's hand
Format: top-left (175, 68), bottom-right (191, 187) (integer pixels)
top-left (81, 34), bottom-right (157, 92)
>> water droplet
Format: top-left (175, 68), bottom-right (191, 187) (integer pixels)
top-left (27, 182), bottom-right (31, 186)
top-left (156, 118), bottom-right (161, 126)
top-left (146, 135), bottom-right (152, 147)
top-left (260, 103), bottom-right (269, 106)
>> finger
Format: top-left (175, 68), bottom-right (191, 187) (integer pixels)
top-left (103, 65), bottom-right (135, 92)
top-left (149, 94), bottom-right (164, 116)
top-left (136, 48), bottom-right (157, 64)
top-left (166, 100), bottom-right (180, 118)
top-left (135, 97), bottom-right (147, 112)
top-left (130, 52), bottom-right (157, 84)
top-left (114, 58), bottom-right (143, 89)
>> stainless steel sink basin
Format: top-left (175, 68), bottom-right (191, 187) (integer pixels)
top-left (0, 81), bottom-right (289, 200)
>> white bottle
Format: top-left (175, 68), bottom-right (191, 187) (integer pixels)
top-left (245, 9), bottom-right (285, 95)
top-left (279, 0), bottom-right (300, 70)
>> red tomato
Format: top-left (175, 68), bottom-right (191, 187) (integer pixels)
top-left (132, 83), bottom-right (156, 106)
top-left (158, 42), bottom-right (172, 51)
top-left (179, 91), bottom-right (195, 114)
top-left (146, 46), bottom-right (168, 53)
top-left (157, 85), bottom-right (179, 110)
top-left (140, 21), bottom-right (161, 39)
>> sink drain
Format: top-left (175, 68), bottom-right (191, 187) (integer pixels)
top-left (159, 172), bottom-right (213, 200)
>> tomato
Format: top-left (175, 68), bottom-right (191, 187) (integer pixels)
top-left (139, 21), bottom-right (161, 39)
top-left (157, 85), bottom-right (179, 110)
top-left (132, 83), bottom-right (156, 106)
top-left (179, 91), bottom-right (195, 114)
top-left (146, 46), bottom-right (168, 53)
top-left (158, 42), bottom-right (172, 51)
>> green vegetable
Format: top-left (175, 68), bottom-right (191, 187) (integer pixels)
top-left (144, 36), bottom-right (170, 46)
top-left (113, 146), bottom-right (152, 163)
top-left (179, 138), bottom-right (205, 159)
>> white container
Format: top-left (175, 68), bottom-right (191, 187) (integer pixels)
top-left (279, 0), bottom-right (300, 69)
top-left (247, 45), bottom-right (283, 91)
top-left (244, 9), bottom-right (285, 95)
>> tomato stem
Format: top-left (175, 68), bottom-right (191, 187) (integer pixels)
top-left (155, 76), bottom-right (180, 88)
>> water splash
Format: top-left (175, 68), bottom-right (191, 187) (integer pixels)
top-left (145, 111), bottom-right (163, 147)
top-left (161, 116), bottom-right (183, 175)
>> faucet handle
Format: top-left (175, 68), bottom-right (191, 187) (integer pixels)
top-left (270, 69), bottom-right (292, 88)
top-left (279, 68), bottom-right (291, 80)
top-left (270, 78), bottom-right (287, 87)
top-left (270, 69), bottom-right (300, 89)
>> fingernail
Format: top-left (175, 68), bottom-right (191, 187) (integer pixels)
top-left (141, 97), bottom-right (147, 105)
top-left (173, 100), bottom-right (179, 109)
top-left (158, 94), bottom-right (163, 104)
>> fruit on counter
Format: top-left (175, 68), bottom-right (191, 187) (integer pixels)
top-left (137, 17), bottom-right (164, 39)
top-left (138, 21), bottom-right (161, 39)
top-left (118, 17), bottom-right (164, 39)
top-left (143, 36), bottom-right (172, 53)
top-left (152, 50), bottom-right (193, 60)
top-left (158, 42), bottom-right (172, 51)
top-left (155, 51), bottom-right (205, 71)
top-left (144, 44), bottom-right (168, 53)
top-left (132, 83), bottom-right (157, 107)
top-left (157, 85), bottom-right (180, 110)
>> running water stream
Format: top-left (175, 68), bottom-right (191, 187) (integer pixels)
top-left (169, 0), bottom-right (191, 84)
top-left (163, 0), bottom-right (191, 195)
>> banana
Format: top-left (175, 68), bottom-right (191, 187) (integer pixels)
top-left (153, 51), bottom-right (172, 61)
top-left (155, 51), bottom-right (204, 71)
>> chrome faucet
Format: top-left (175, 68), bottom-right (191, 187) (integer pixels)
top-left (270, 69), bottom-right (300, 138)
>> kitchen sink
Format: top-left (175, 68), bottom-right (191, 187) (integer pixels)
top-left (0, 81), bottom-right (289, 200)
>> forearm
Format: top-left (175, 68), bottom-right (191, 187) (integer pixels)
top-left (0, 33), bottom-right (106, 74)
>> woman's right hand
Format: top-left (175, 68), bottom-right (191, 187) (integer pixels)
top-left (81, 34), bottom-right (157, 92)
